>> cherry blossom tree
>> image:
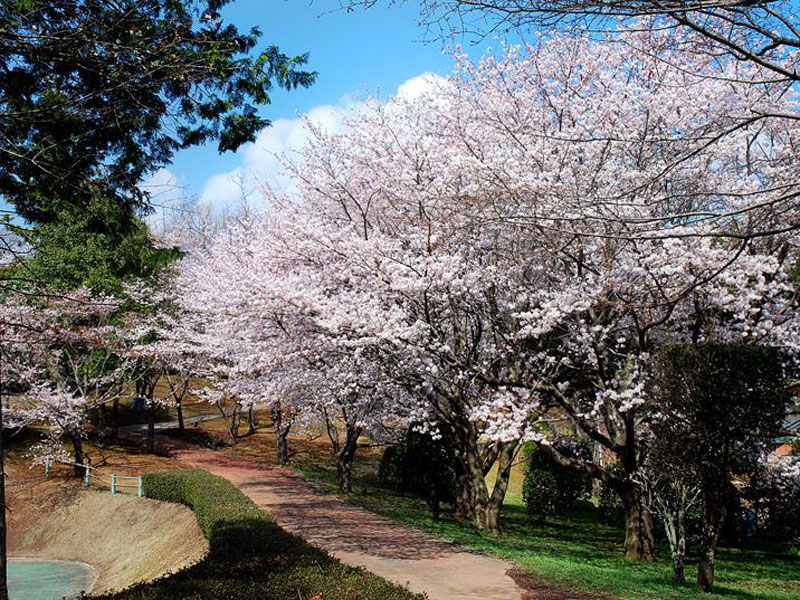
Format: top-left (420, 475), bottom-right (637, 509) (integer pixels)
top-left (175, 205), bottom-right (412, 488)
top-left (173, 26), bottom-right (799, 545)
top-left (362, 3), bottom-right (800, 240)
top-left (3, 289), bottom-right (130, 471)
top-left (409, 0), bottom-right (800, 87)
top-left (287, 31), bottom-right (798, 544)
top-left (426, 33), bottom-right (797, 553)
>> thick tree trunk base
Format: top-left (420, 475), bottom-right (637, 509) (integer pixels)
top-left (337, 462), bottom-right (353, 493)
top-left (623, 487), bottom-right (656, 562)
top-left (229, 405), bottom-right (241, 446)
top-left (72, 435), bottom-right (85, 477)
top-left (273, 408), bottom-right (290, 465)
top-left (248, 406), bottom-right (257, 435)
top-left (672, 556), bottom-right (686, 584)
top-left (476, 507), bottom-right (501, 535)
top-left (698, 556), bottom-right (715, 591)
top-left (277, 434), bottom-right (289, 465)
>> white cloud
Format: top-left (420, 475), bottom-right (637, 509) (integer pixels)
top-left (199, 170), bottom-right (246, 206)
top-left (140, 168), bottom-right (190, 231)
top-left (198, 102), bottom-right (351, 208)
top-left (396, 72), bottom-right (446, 101)
top-left (197, 72), bottom-right (446, 209)
top-left (141, 168), bottom-right (185, 205)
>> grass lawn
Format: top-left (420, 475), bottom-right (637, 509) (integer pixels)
top-left (299, 458), bottom-right (800, 600)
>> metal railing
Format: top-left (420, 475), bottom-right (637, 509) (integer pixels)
top-left (44, 459), bottom-right (144, 498)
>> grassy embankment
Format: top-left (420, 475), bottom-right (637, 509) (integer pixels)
top-left (299, 457), bottom-right (800, 600)
top-left (99, 469), bottom-right (424, 600)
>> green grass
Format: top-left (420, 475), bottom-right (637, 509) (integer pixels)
top-left (98, 469), bottom-right (424, 600)
top-left (300, 459), bottom-right (800, 600)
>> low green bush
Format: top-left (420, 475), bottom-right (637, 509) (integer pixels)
top-left (378, 426), bottom-right (459, 518)
top-left (100, 469), bottom-right (423, 600)
top-left (522, 442), bottom-right (591, 520)
top-left (143, 470), bottom-right (266, 540)
top-left (522, 470), bottom-right (559, 521)
top-left (378, 444), bottom-right (406, 490)
top-left (597, 480), bottom-right (625, 526)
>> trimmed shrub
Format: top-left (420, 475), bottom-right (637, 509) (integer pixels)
top-left (378, 444), bottom-right (406, 491)
top-left (522, 442), bottom-right (591, 520)
top-left (523, 470), bottom-right (559, 521)
top-left (378, 426), bottom-right (459, 518)
top-left (100, 469), bottom-right (423, 600)
top-left (143, 470), bottom-right (266, 540)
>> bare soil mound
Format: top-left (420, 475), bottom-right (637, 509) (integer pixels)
top-left (9, 485), bottom-right (207, 595)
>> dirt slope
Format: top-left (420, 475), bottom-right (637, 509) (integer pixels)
top-left (9, 488), bottom-right (208, 595)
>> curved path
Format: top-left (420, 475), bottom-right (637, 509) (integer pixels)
top-left (176, 448), bottom-right (524, 600)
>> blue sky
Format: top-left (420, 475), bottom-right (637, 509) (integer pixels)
top-left (150, 0), bottom-right (491, 210)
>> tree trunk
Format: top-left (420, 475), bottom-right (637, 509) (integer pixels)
top-left (71, 433), bottom-right (85, 477)
top-left (483, 440), bottom-right (518, 534)
top-left (451, 427), bottom-right (516, 535)
top-left (673, 554), bottom-right (687, 585)
top-left (276, 428), bottom-right (289, 464)
top-left (452, 443), bottom-right (476, 519)
top-left (273, 408), bottom-right (289, 465)
top-left (228, 404), bottom-right (241, 445)
top-left (111, 397), bottom-right (119, 440)
top-left (0, 396), bottom-right (11, 600)
top-left (335, 425), bottom-right (361, 493)
top-left (481, 502), bottom-right (501, 533)
top-left (698, 552), bottom-right (715, 592)
top-left (451, 428), bottom-right (481, 522)
top-left (622, 485), bottom-right (656, 562)
top-left (698, 501), bottom-right (725, 591)
top-left (248, 405), bottom-right (257, 435)
top-left (337, 457), bottom-right (353, 493)
top-left (427, 494), bottom-right (441, 519)
top-left (664, 509), bottom-right (687, 584)
top-left (146, 408), bottom-right (156, 454)
top-left (674, 504), bottom-right (687, 583)
top-left (464, 438), bottom-right (495, 533)
top-left (176, 398), bottom-right (184, 431)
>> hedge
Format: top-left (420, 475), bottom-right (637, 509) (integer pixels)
top-left (522, 442), bottom-right (591, 520)
top-left (378, 427), bottom-right (459, 518)
top-left (98, 469), bottom-right (424, 600)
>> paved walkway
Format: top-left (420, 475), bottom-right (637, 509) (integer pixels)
top-left (122, 411), bottom-right (229, 434)
top-left (175, 449), bottom-right (525, 600)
